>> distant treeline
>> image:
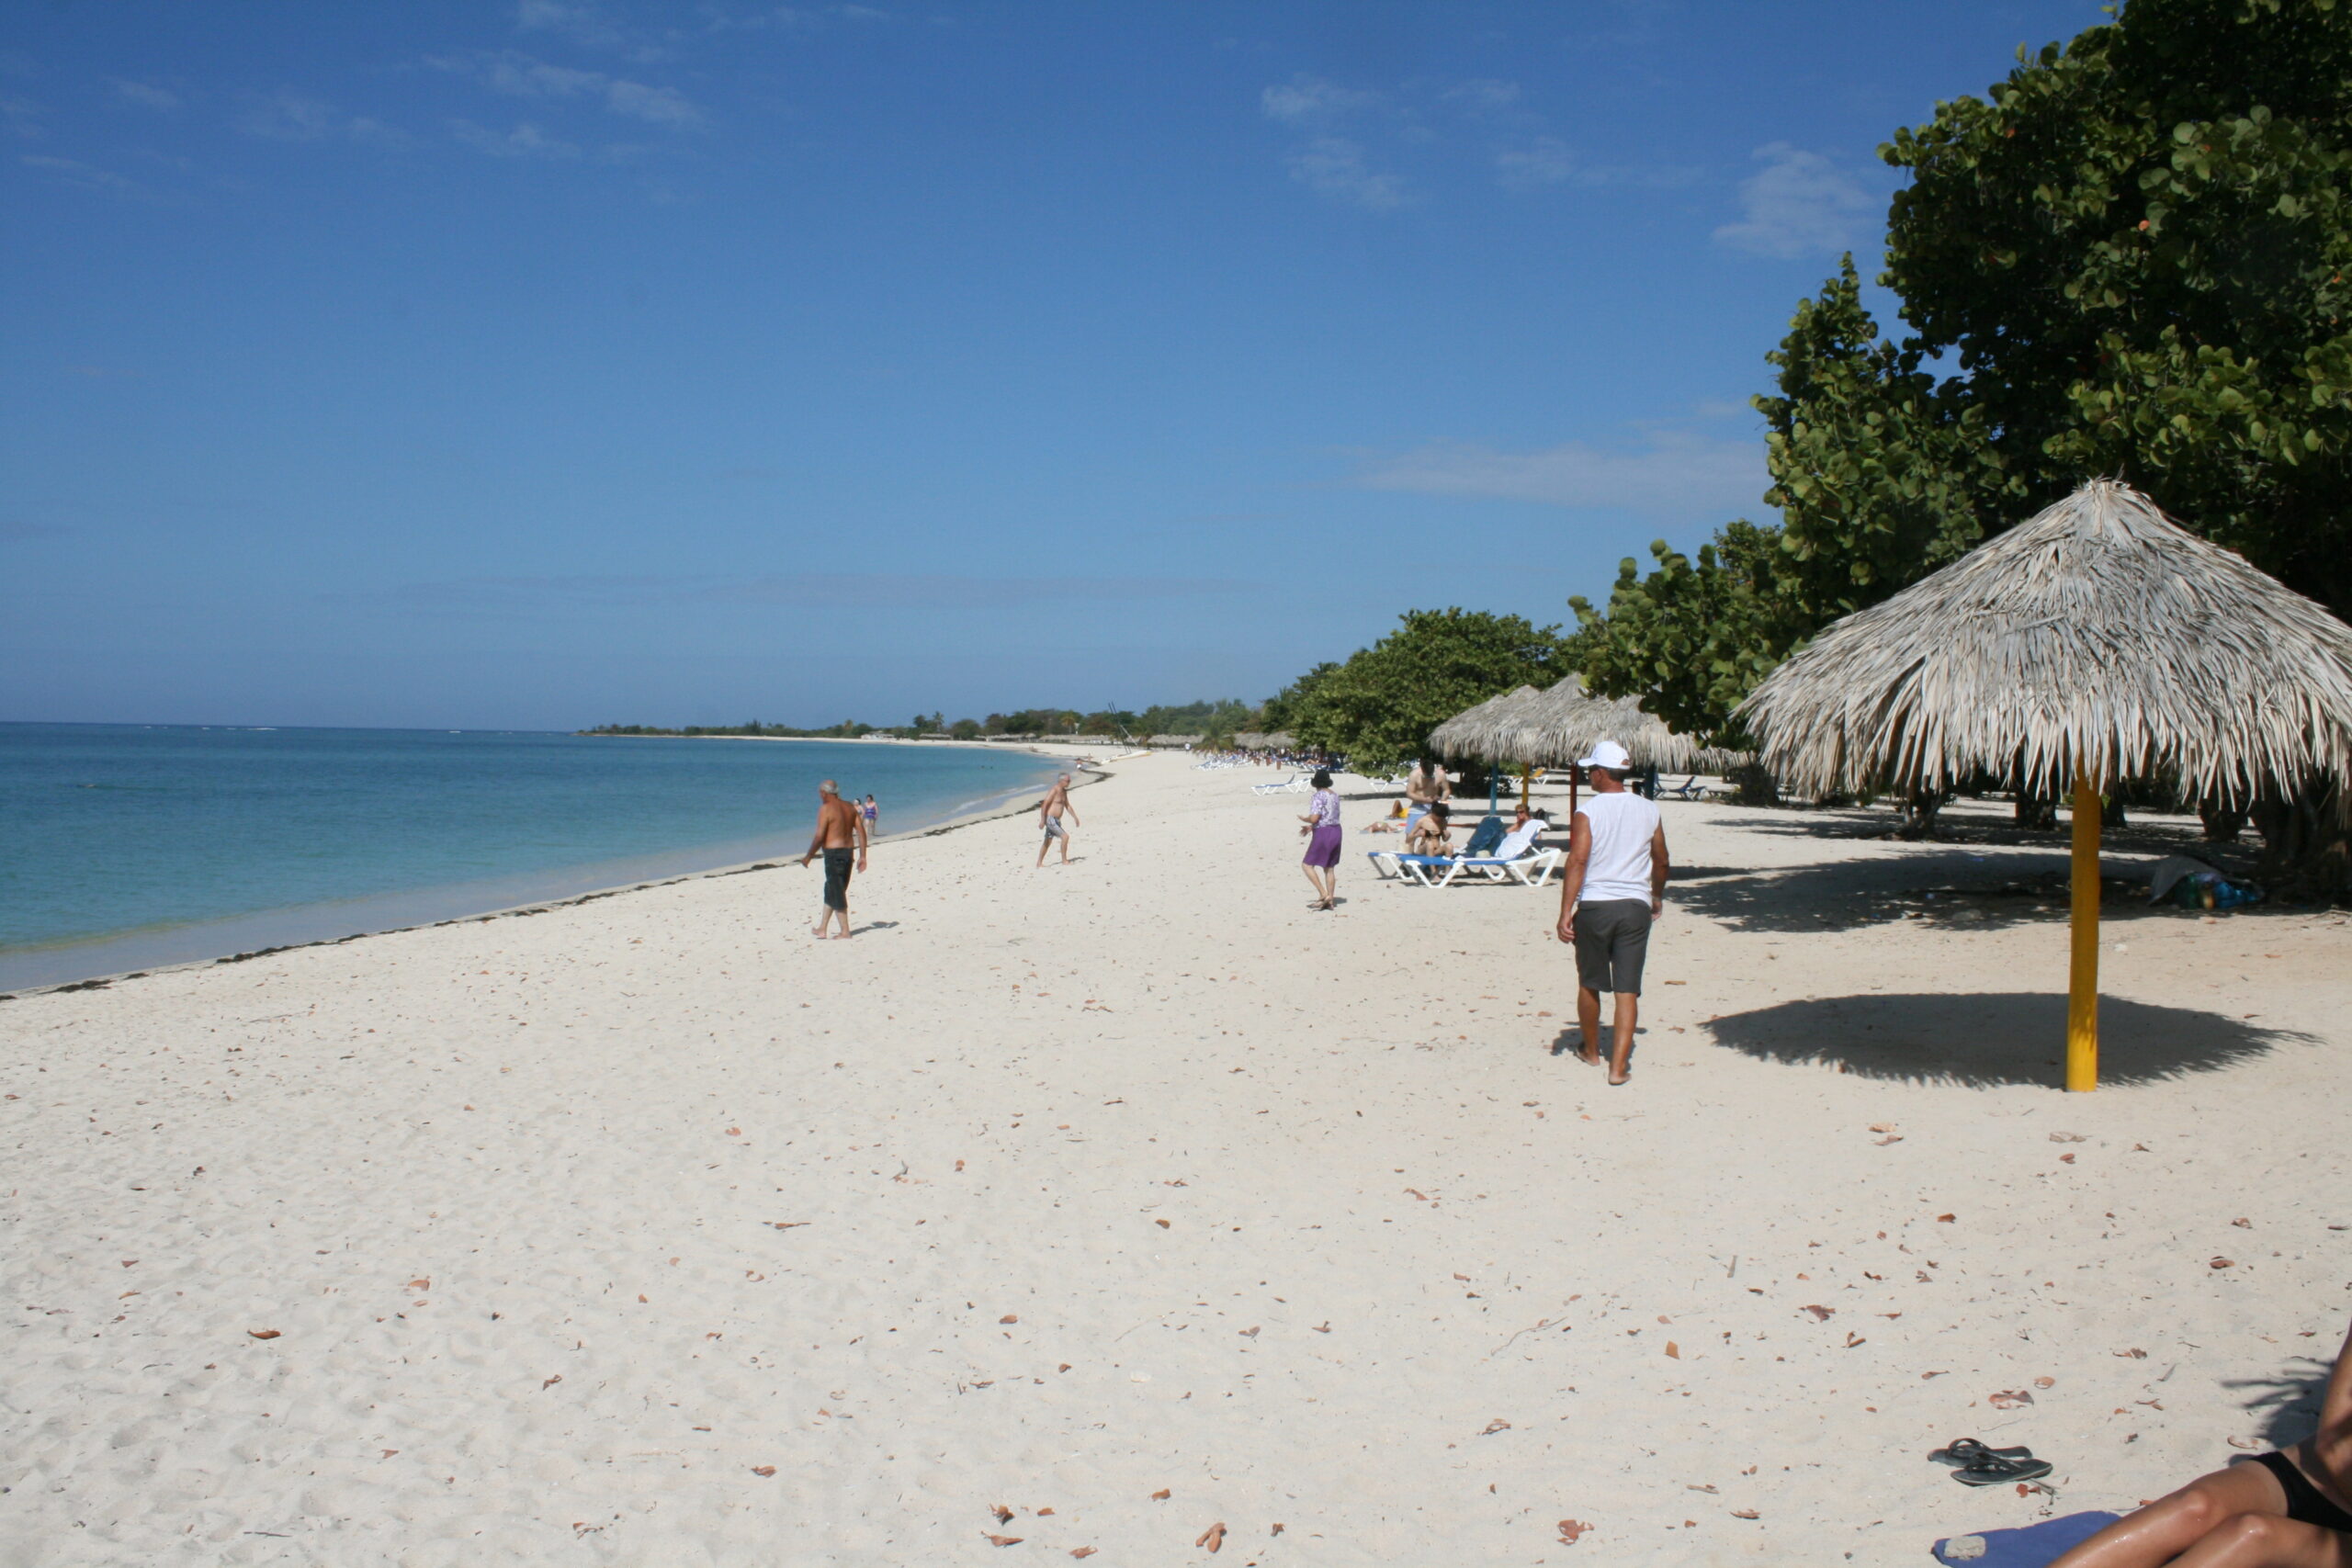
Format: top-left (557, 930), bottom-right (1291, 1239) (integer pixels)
top-left (581, 698), bottom-right (1264, 743)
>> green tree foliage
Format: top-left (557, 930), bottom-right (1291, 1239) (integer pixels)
top-left (948, 717), bottom-right (982, 739)
top-left (1287, 609), bottom-right (1574, 774)
top-left (1571, 522), bottom-right (1802, 740)
top-left (1756, 259), bottom-right (2011, 611)
top-left (1258, 664), bottom-right (1339, 734)
top-left (1135, 698), bottom-right (1257, 736)
top-left (1883, 0), bottom-right (2352, 615)
top-left (1580, 0), bottom-right (2352, 757)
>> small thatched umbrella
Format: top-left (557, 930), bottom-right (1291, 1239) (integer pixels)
top-left (1519, 677), bottom-right (1707, 774)
top-left (1429, 685), bottom-right (1544, 809)
top-left (1738, 479), bottom-right (2352, 1090)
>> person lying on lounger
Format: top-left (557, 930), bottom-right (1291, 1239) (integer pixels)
top-left (2048, 1313), bottom-right (2352, 1567)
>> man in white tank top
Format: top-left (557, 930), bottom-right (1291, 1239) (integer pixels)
top-left (1554, 739), bottom-right (1670, 1085)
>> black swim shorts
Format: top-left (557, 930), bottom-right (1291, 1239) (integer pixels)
top-left (2242, 1451), bottom-right (2352, 1535)
top-left (1573, 898), bottom-right (1653, 996)
top-left (821, 848), bottom-right (855, 910)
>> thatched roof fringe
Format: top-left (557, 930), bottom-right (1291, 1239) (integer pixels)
top-left (1736, 479), bottom-right (2352, 803)
top-left (1430, 678), bottom-right (1736, 773)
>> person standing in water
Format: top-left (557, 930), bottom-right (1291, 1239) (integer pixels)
top-left (1554, 740), bottom-right (1668, 1085)
top-left (1035, 773), bottom-right (1080, 867)
top-left (798, 778), bottom-right (869, 939)
top-left (862, 794), bottom-right (879, 837)
top-left (1298, 768), bottom-right (1342, 910)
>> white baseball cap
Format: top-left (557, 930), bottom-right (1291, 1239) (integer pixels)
top-left (1577, 739), bottom-right (1632, 771)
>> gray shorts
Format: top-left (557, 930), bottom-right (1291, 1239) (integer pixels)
top-left (1574, 898), bottom-right (1653, 996)
top-left (1042, 815), bottom-right (1067, 840)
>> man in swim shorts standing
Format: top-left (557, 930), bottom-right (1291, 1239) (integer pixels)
top-left (1035, 773), bottom-right (1080, 867)
top-left (799, 778), bottom-right (868, 938)
top-left (1555, 739), bottom-right (1669, 1085)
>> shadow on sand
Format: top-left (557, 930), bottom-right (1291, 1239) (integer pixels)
top-left (2229, 1356), bottom-right (2334, 1449)
top-left (1703, 992), bottom-right (2308, 1089)
top-left (1669, 855), bottom-right (2309, 937)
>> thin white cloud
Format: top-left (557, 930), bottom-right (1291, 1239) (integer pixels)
top-left (1286, 137), bottom-right (1406, 212)
top-left (451, 118), bottom-right (581, 158)
top-left (1358, 431), bottom-right (1768, 523)
top-left (481, 55), bottom-right (606, 96)
top-left (603, 79), bottom-right (698, 124)
top-left (1, 90), bottom-right (42, 140)
top-left (240, 89), bottom-right (408, 146)
top-left (515, 0), bottom-right (627, 49)
top-left (1495, 135), bottom-right (1586, 189)
top-left (1260, 74), bottom-right (1377, 124)
top-left (1444, 77), bottom-right (1521, 111)
top-left (1713, 141), bottom-right (1874, 259)
top-left (20, 152), bottom-right (149, 197)
top-left (110, 79), bottom-right (181, 110)
top-left (241, 90), bottom-right (337, 140)
top-left (439, 51), bottom-right (702, 127)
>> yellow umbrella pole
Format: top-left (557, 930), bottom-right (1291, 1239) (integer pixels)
top-left (1521, 764), bottom-right (1532, 811)
top-left (2067, 772), bottom-right (2100, 1091)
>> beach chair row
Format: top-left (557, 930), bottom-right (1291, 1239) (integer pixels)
top-left (1364, 844), bottom-right (1565, 887)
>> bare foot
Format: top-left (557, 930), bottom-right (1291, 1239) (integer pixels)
top-left (1577, 1049), bottom-right (1601, 1067)
top-left (1608, 1071), bottom-right (1630, 1086)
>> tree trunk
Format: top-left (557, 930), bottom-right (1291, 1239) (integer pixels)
top-left (1896, 789), bottom-right (1950, 840)
top-left (2254, 777), bottom-right (2352, 897)
top-left (1727, 762), bottom-right (1780, 807)
top-left (2014, 789), bottom-right (2058, 830)
top-left (2199, 798), bottom-right (2247, 843)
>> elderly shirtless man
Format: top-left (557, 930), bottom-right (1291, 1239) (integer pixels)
top-left (799, 778), bottom-right (869, 938)
top-left (1035, 773), bottom-right (1080, 867)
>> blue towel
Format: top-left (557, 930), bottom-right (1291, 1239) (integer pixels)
top-left (1932, 1511), bottom-right (2120, 1565)
top-left (1463, 815), bottom-right (1506, 855)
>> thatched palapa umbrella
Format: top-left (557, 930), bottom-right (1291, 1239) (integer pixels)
top-left (1738, 479), bottom-right (2352, 1090)
top-left (1518, 677), bottom-right (1706, 774)
top-left (1429, 685), bottom-right (1543, 809)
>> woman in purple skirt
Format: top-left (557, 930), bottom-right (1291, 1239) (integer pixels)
top-left (1298, 769), bottom-right (1342, 911)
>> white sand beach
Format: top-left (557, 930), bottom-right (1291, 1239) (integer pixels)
top-left (5, 750), bottom-right (2349, 1566)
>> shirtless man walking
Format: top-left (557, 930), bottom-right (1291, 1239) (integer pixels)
top-left (1035, 773), bottom-right (1080, 867)
top-left (799, 778), bottom-right (869, 938)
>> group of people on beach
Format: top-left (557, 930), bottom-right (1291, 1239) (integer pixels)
top-left (798, 772), bottom-right (1079, 937)
top-left (1306, 743), bottom-right (1668, 1085)
top-left (786, 751), bottom-right (2352, 1559)
top-left (1295, 747), bottom-right (2352, 1562)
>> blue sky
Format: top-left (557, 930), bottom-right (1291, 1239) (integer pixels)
top-left (2, 0), bottom-right (2106, 729)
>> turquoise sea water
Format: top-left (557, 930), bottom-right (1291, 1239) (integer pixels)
top-left (0, 725), bottom-right (1060, 989)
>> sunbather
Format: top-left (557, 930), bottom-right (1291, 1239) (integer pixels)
top-left (1405, 802), bottom-right (1453, 856)
top-left (2048, 1312), bottom-right (2352, 1566)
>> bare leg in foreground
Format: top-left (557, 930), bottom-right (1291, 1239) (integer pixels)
top-left (1576, 987), bottom-right (1637, 1084)
top-left (2049, 1314), bottom-right (2352, 1566)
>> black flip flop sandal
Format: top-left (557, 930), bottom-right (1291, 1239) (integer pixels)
top-left (1930, 1439), bottom-right (2035, 1468)
top-left (1953, 1455), bottom-right (2053, 1486)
